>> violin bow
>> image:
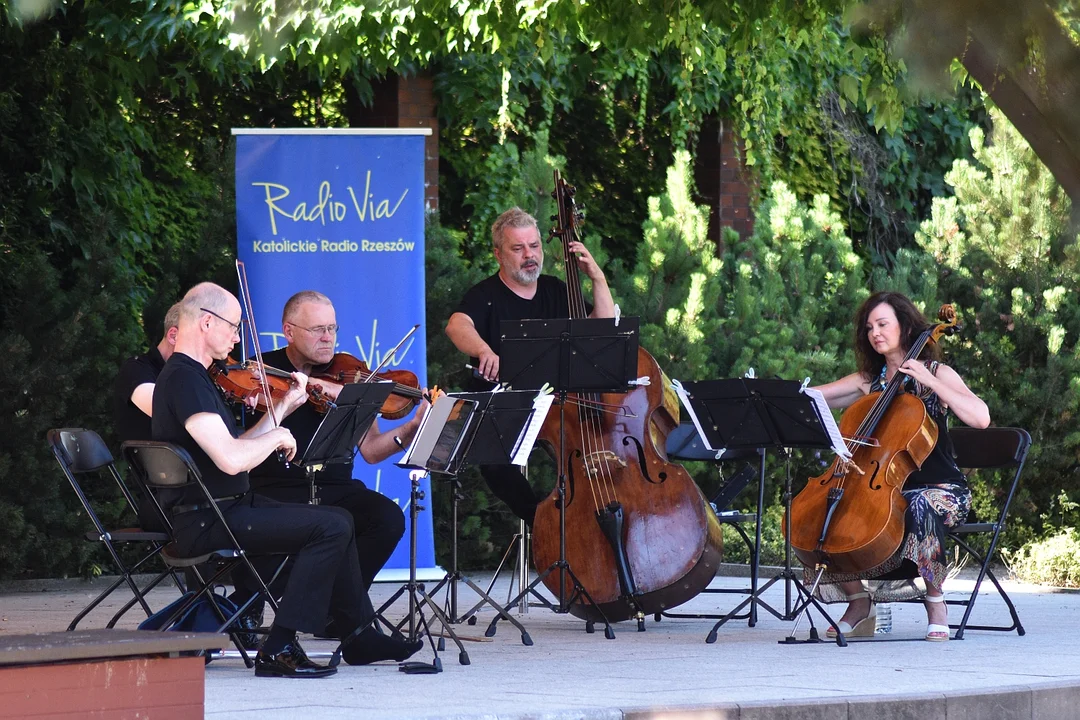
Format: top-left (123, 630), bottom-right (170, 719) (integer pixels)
top-left (359, 323), bottom-right (420, 381)
top-left (235, 260), bottom-right (282, 430)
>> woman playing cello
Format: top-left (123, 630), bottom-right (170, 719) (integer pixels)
top-left (810, 292), bottom-right (990, 641)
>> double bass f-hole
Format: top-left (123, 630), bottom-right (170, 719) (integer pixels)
top-left (621, 435), bottom-right (667, 485)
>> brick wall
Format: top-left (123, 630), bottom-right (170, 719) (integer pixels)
top-left (345, 73), bottom-right (440, 211)
top-left (397, 75), bottom-right (439, 211)
top-left (694, 116), bottom-right (756, 247)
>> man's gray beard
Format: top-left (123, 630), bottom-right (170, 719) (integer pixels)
top-left (511, 263), bottom-right (542, 284)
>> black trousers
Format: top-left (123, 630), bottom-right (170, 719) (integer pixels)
top-left (255, 481), bottom-right (405, 590)
top-left (480, 464), bottom-right (539, 526)
top-left (171, 493), bottom-right (372, 635)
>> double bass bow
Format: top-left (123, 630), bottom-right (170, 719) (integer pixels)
top-left (786, 305), bottom-right (959, 575)
top-left (530, 171), bottom-right (724, 624)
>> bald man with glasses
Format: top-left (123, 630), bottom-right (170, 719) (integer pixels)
top-left (152, 282), bottom-right (422, 677)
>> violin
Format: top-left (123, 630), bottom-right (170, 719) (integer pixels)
top-left (786, 305), bottom-right (959, 575)
top-left (312, 353), bottom-right (423, 420)
top-left (210, 358), bottom-right (333, 414)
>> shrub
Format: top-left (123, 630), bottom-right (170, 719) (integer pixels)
top-left (1005, 529), bottom-right (1080, 588)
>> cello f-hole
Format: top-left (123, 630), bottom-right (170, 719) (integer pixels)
top-left (866, 460), bottom-right (882, 491)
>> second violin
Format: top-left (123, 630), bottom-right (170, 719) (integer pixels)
top-left (312, 352), bottom-right (423, 420)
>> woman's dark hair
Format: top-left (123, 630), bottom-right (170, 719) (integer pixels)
top-left (854, 292), bottom-right (939, 379)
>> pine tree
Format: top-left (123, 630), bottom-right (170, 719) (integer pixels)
top-left (714, 182), bottom-right (867, 385)
top-left (910, 107), bottom-right (1080, 544)
top-left (616, 150), bottom-right (722, 380)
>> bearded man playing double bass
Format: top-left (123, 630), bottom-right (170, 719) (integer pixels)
top-left (444, 207), bottom-right (614, 524)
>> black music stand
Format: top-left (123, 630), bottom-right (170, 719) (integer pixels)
top-left (488, 317), bottom-right (639, 641)
top-left (675, 378), bottom-right (849, 647)
top-left (418, 390), bottom-right (546, 647)
top-left (372, 394), bottom-right (488, 671)
top-left (297, 382), bottom-right (393, 506)
top-left (421, 390), bottom-right (548, 651)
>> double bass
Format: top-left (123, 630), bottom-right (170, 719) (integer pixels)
top-left (786, 305), bottom-right (959, 574)
top-left (531, 172), bottom-right (724, 624)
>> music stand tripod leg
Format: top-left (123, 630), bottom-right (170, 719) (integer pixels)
top-left (427, 476), bottom-right (534, 647)
top-left (487, 410), bottom-right (617, 642)
top-left (376, 471), bottom-right (471, 669)
top-left (778, 565), bottom-right (847, 647)
top-left (454, 521), bottom-right (522, 624)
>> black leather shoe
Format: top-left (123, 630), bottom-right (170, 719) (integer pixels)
top-left (342, 627), bottom-right (424, 666)
top-left (255, 642), bottom-right (337, 678)
top-left (235, 605), bottom-right (264, 651)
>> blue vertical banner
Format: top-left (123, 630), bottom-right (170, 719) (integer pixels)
top-left (233, 129), bottom-right (437, 579)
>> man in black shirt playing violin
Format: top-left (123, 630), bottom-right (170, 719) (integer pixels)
top-left (249, 290), bottom-right (427, 591)
top-left (445, 207), bottom-right (615, 524)
top-left (153, 282), bottom-right (422, 678)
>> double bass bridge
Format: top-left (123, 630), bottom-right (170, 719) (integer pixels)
top-left (583, 451), bottom-right (626, 477)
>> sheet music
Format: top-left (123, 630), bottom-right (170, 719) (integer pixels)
top-left (510, 392), bottom-right (554, 466)
top-left (671, 379), bottom-right (718, 452)
top-left (800, 387), bottom-right (851, 460)
top-left (400, 394), bottom-right (477, 471)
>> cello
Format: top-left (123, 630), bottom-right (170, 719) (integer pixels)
top-left (786, 305), bottom-right (959, 575)
top-left (531, 172), bottom-right (724, 625)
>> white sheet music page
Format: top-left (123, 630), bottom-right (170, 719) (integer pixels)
top-left (399, 393), bottom-right (455, 468)
top-left (800, 387), bottom-right (851, 460)
top-left (671, 379), bottom-right (718, 452)
top-left (510, 392), bottom-right (555, 466)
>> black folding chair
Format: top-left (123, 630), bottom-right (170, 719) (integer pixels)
top-left (48, 428), bottom-right (182, 631)
top-left (945, 426), bottom-right (1031, 639)
top-left (121, 440), bottom-right (285, 667)
top-left (657, 423), bottom-right (764, 625)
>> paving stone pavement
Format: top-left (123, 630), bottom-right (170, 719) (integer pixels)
top-left (2, 570), bottom-right (1078, 719)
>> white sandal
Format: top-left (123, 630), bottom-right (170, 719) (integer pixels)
top-left (826, 591), bottom-right (876, 638)
top-left (925, 594), bottom-right (950, 642)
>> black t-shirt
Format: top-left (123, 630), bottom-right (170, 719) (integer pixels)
top-left (112, 347), bottom-right (166, 443)
top-left (455, 273), bottom-right (588, 389)
top-left (248, 347), bottom-right (358, 488)
top-left (152, 352), bottom-right (250, 503)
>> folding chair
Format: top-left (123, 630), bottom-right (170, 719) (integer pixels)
top-left (945, 426), bottom-right (1031, 640)
top-left (48, 428), bottom-right (182, 631)
top-left (121, 440), bottom-right (285, 667)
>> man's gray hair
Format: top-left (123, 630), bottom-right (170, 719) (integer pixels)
top-left (162, 302), bottom-right (181, 334)
top-left (282, 290), bottom-right (333, 324)
top-left (491, 207), bottom-right (539, 250)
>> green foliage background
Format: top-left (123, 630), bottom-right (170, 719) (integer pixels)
top-left (1, 0), bottom-right (1074, 580)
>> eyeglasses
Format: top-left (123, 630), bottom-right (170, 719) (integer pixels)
top-left (289, 323), bottom-right (339, 337)
top-left (200, 307), bottom-right (243, 334)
